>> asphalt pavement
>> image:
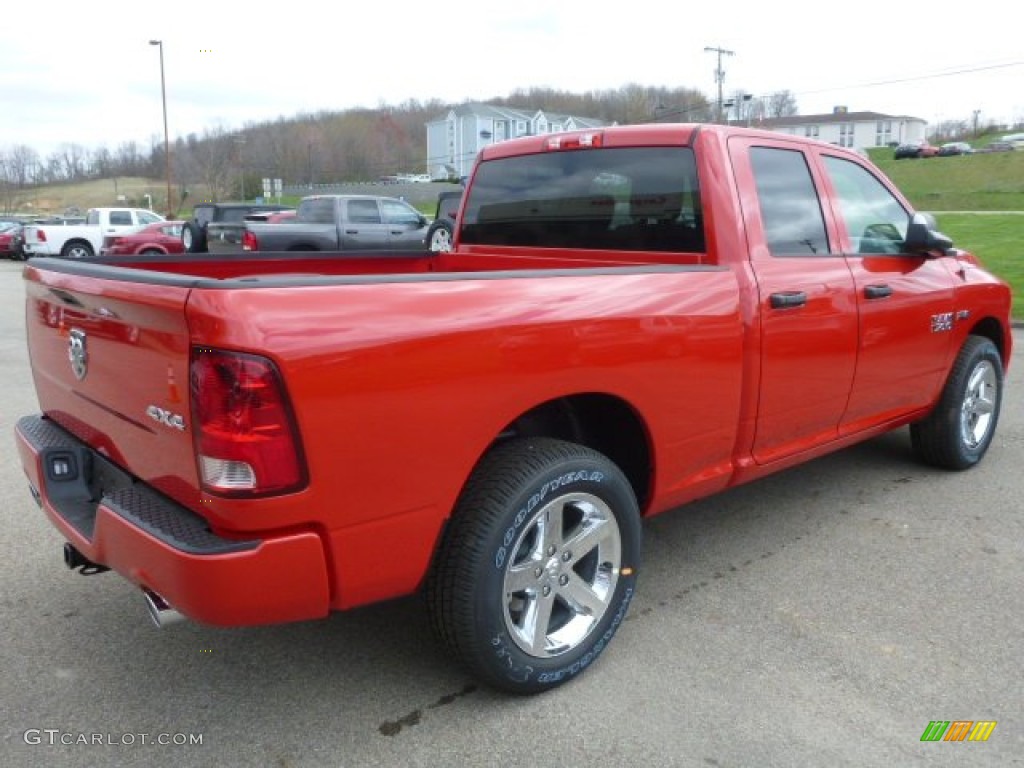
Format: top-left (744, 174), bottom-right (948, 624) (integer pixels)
top-left (0, 259), bottom-right (1021, 767)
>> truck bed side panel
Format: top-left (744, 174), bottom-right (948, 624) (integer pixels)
top-left (184, 267), bottom-right (744, 608)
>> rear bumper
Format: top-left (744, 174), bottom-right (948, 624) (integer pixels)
top-left (15, 414), bottom-right (330, 626)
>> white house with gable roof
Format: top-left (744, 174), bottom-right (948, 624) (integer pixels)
top-left (426, 103), bottom-right (609, 180)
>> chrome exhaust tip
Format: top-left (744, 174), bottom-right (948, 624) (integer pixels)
top-left (142, 589), bottom-right (185, 628)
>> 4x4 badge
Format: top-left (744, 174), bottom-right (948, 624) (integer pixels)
top-left (68, 329), bottom-right (88, 380)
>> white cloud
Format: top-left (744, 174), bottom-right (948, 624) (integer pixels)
top-left (2, 0), bottom-right (1021, 159)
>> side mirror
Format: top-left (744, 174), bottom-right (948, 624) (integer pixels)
top-left (904, 212), bottom-right (953, 256)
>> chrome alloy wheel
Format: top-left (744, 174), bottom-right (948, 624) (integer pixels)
top-left (961, 359), bottom-right (997, 449)
top-left (502, 492), bottom-right (622, 658)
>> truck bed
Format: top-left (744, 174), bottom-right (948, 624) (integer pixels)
top-left (27, 247), bottom-right (708, 284)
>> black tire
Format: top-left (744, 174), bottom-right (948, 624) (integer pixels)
top-left (140, 248), bottom-right (162, 255)
top-left (60, 240), bottom-right (93, 259)
top-left (910, 336), bottom-right (1003, 470)
top-left (426, 221), bottom-right (454, 253)
top-left (182, 221), bottom-right (207, 253)
top-left (426, 437), bottom-right (641, 694)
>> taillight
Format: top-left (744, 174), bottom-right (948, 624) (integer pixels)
top-left (37, 229), bottom-right (47, 242)
top-left (190, 348), bottom-right (306, 496)
top-left (242, 230), bottom-right (257, 251)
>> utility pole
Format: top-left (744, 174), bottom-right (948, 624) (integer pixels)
top-left (972, 109), bottom-right (981, 137)
top-left (704, 45), bottom-right (735, 124)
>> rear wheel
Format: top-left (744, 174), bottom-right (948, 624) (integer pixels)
top-left (427, 438), bottom-right (641, 694)
top-left (911, 336), bottom-right (1003, 470)
top-left (60, 241), bottom-right (93, 259)
top-left (140, 248), bottom-right (162, 255)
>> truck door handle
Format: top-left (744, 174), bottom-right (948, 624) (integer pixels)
top-left (770, 291), bottom-right (807, 309)
top-left (345, 229), bottom-right (358, 234)
top-left (864, 284), bottom-right (893, 299)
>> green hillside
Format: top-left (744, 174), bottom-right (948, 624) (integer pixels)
top-left (867, 144), bottom-right (1024, 211)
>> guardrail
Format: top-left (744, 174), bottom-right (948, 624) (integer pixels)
top-left (281, 181), bottom-right (461, 207)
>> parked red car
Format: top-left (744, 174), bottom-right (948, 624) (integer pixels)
top-left (0, 222), bottom-right (26, 260)
top-left (100, 221), bottom-right (186, 256)
top-left (894, 140), bottom-right (939, 159)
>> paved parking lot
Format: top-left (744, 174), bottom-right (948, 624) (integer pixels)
top-left (0, 259), bottom-right (1021, 767)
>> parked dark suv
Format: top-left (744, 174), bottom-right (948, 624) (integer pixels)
top-left (425, 190), bottom-right (462, 252)
top-left (182, 202), bottom-right (294, 253)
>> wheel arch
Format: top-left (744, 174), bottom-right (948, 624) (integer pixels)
top-left (62, 238), bottom-right (93, 255)
top-left (966, 316), bottom-right (1009, 364)
top-left (490, 392), bottom-right (654, 512)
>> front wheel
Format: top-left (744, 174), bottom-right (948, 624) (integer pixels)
top-left (427, 438), bottom-right (641, 694)
top-left (911, 336), bottom-right (1004, 470)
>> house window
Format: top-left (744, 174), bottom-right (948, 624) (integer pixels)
top-left (516, 120), bottom-right (526, 136)
top-left (875, 121), bottom-right (893, 146)
top-left (839, 124), bottom-right (855, 148)
top-left (804, 125), bottom-right (819, 139)
top-left (552, 123), bottom-right (563, 132)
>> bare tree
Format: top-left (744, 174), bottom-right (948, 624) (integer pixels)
top-left (189, 127), bottom-right (236, 201)
top-left (5, 144), bottom-right (40, 187)
top-left (765, 90), bottom-right (799, 118)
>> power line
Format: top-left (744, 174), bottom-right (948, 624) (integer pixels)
top-left (795, 60), bottom-right (1024, 97)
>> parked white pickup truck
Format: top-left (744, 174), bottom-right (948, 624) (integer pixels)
top-left (22, 208), bottom-right (164, 259)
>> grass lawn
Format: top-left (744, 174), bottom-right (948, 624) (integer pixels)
top-left (933, 213), bottom-right (1024, 320)
top-left (868, 145), bottom-right (1024, 211)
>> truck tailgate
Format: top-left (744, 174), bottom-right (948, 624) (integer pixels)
top-left (23, 265), bottom-right (198, 505)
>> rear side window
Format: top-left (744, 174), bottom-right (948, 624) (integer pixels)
top-left (193, 205), bottom-right (215, 226)
top-left (749, 147), bottom-right (829, 256)
top-left (109, 211), bottom-right (132, 226)
top-left (460, 147), bottom-right (704, 252)
top-left (347, 199), bottom-right (382, 224)
top-left (219, 208), bottom-right (249, 224)
top-left (298, 198), bottom-right (336, 224)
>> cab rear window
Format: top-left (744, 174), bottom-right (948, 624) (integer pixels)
top-left (460, 147), bottom-right (704, 253)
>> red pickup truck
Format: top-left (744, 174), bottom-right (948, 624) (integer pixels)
top-left (14, 124), bottom-right (1012, 694)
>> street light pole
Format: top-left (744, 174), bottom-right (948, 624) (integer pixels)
top-left (149, 40), bottom-right (172, 217)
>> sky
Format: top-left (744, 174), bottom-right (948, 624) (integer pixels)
top-left (2, 0), bottom-right (1022, 160)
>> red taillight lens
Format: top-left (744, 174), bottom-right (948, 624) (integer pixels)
top-left (190, 348), bottom-right (306, 496)
top-left (242, 230), bottom-right (257, 251)
top-left (37, 230), bottom-right (47, 242)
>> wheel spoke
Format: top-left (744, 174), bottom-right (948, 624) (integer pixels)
top-left (562, 513), bottom-right (615, 565)
top-left (967, 365), bottom-right (988, 396)
top-left (522, 590), bottom-right (556, 655)
top-left (505, 560), bottom-right (540, 594)
top-left (539, 502), bottom-right (566, 554)
top-left (973, 393), bottom-right (995, 416)
top-left (561, 574), bottom-right (609, 617)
